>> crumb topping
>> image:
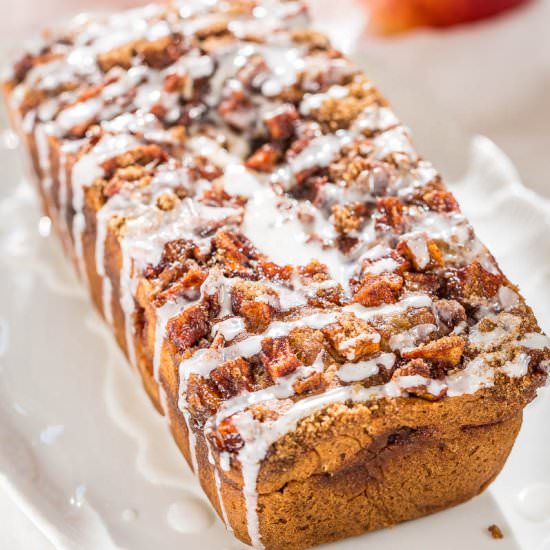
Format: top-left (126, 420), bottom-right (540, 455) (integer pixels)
top-left (488, 524), bottom-right (504, 540)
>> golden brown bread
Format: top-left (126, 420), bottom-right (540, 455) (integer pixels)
top-left (4, 1), bottom-right (549, 548)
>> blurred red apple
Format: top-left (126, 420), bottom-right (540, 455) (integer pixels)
top-left (364, 0), bottom-right (532, 34)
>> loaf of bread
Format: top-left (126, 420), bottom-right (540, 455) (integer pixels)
top-left (4, 1), bottom-right (549, 548)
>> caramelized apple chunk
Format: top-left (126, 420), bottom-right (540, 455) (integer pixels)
top-left (260, 337), bottom-right (302, 380)
top-left (210, 358), bottom-right (254, 399)
top-left (167, 304), bottom-right (210, 353)
top-left (353, 273), bottom-right (403, 307)
top-left (401, 335), bottom-right (466, 369)
top-left (323, 313), bottom-right (381, 362)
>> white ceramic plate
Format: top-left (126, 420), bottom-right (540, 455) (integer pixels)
top-left (1, 2), bottom-right (549, 549)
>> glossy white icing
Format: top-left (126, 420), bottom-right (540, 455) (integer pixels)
top-left (389, 323), bottom-right (437, 353)
top-left (212, 317), bottom-right (246, 341)
top-left (402, 233), bottom-right (430, 269)
top-left (519, 332), bottom-right (550, 350)
top-left (153, 299), bottom-right (188, 383)
top-left (299, 85), bottom-right (348, 115)
top-left (469, 313), bottom-right (521, 352)
top-left (498, 285), bottom-right (520, 310)
top-left (337, 352), bottom-right (395, 383)
top-left (34, 123), bottom-right (54, 190)
top-left (352, 105), bottom-right (399, 134)
top-left (501, 353), bottom-right (530, 378)
top-left (204, 441), bottom-right (233, 533)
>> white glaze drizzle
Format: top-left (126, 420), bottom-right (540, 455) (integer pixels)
top-left (337, 352), bottom-right (395, 383)
top-left (205, 439), bottom-right (233, 533)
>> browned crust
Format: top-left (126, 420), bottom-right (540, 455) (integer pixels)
top-left (160, 366), bottom-right (531, 549)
